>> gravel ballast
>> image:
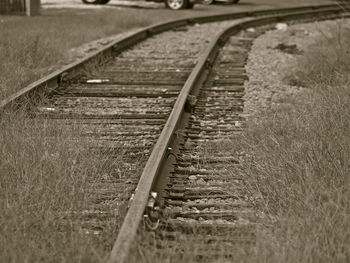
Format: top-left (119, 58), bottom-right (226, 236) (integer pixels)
top-left (244, 18), bottom-right (350, 119)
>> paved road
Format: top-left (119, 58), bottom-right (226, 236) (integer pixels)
top-left (42, 0), bottom-right (335, 10)
top-left (42, 0), bottom-right (162, 9)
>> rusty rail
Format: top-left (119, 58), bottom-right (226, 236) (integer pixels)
top-left (107, 6), bottom-right (349, 263)
top-left (0, 3), bottom-right (348, 262)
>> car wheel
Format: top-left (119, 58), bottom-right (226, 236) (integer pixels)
top-left (82, 0), bottom-right (110, 4)
top-left (233, 0), bottom-right (240, 3)
top-left (187, 1), bottom-right (194, 8)
top-left (165, 0), bottom-right (189, 9)
top-left (202, 0), bottom-right (214, 5)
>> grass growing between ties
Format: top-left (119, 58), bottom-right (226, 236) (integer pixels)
top-left (1, 4), bottom-right (348, 263)
top-left (131, 20), bottom-right (350, 263)
top-left (129, 139), bottom-right (258, 263)
top-left (234, 21), bottom-right (350, 262)
top-left (0, 111), bottom-right (129, 263)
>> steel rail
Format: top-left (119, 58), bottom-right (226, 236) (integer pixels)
top-left (108, 6), bottom-right (349, 263)
top-left (0, 3), bottom-right (343, 111)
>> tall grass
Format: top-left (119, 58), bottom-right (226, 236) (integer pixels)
top-left (1, 5), bottom-right (348, 263)
top-left (235, 20), bottom-right (350, 262)
top-left (0, 111), bottom-right (120, 262)
top-left (130, 19), bottom-right (350, 263)
top-left (0, 6), bottom-right (199, 262)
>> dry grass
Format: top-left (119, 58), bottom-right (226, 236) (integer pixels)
top-left (0, 111), bottom-right (125, 262)
top-left (130, 20), bottom-right (350, 263)
top-left (130, 229), bottom-right (254, 263)
top-left (130, 138), bottom-right (256, 263)
top-left (239, 85), bottom-right (350, 262)
top-left (0, 6), bottom-right (197, 262)
top-left (234, 20), bottom-right (350, 262)
top-left (1, 5), bottom-right (348, 263)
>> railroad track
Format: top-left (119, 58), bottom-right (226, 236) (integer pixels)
top-left (106, 5), bottom-right (350, 263)
top-left (1, 3), bottom-right (349, 263)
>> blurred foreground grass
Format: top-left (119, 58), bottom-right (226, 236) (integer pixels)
top-left (0, 112), bottom-right (118, 262)
top-left (0, 8), bottom-right (172, 262)
top-left (1, 4), bottom-right (348, 263)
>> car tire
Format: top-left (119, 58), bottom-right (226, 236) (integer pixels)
top-left (202, 0), bottom-right (214, 5)
top-left (82, 0), bottom-right (110, 4)
top-left (233, 0), bottom-right (240, 3)
top-left (187, 1), bottom-right (194, 8)
top-left (165, 0), bottom-right (190, 9)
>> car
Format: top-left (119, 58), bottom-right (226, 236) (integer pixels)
top-left (202, 0), bottom-right (240, 4)
top-left (82, 0), bottom-right (110, 4)
top-left (81, 0), bottom-right (197, 10)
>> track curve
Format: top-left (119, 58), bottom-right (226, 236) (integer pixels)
top-left (1, 3), bottom-right (349, 263)
top-left (108, 5), bottom-right (349, 263)
top-left (30, 19), bottom-right (250, 242)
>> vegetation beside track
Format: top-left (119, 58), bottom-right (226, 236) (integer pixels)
top-left (0, 112), bottom-right (121, 262)
top-left (234, 20), bottom-right (350, 262)
top-left (131, 19), bottom-right (350, 263)
top-left (0, 7), bottom-right (179, 263)
top-left (0, 7), bottom-right (195, 262)
top-left (0, 3), bottom-right (346, 262)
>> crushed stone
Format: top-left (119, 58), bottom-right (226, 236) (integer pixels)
top-left (244, 18), bottom-right (350, 119)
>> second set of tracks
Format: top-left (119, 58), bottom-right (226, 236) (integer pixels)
top-left (1, 3), bottom-right (349, 262)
